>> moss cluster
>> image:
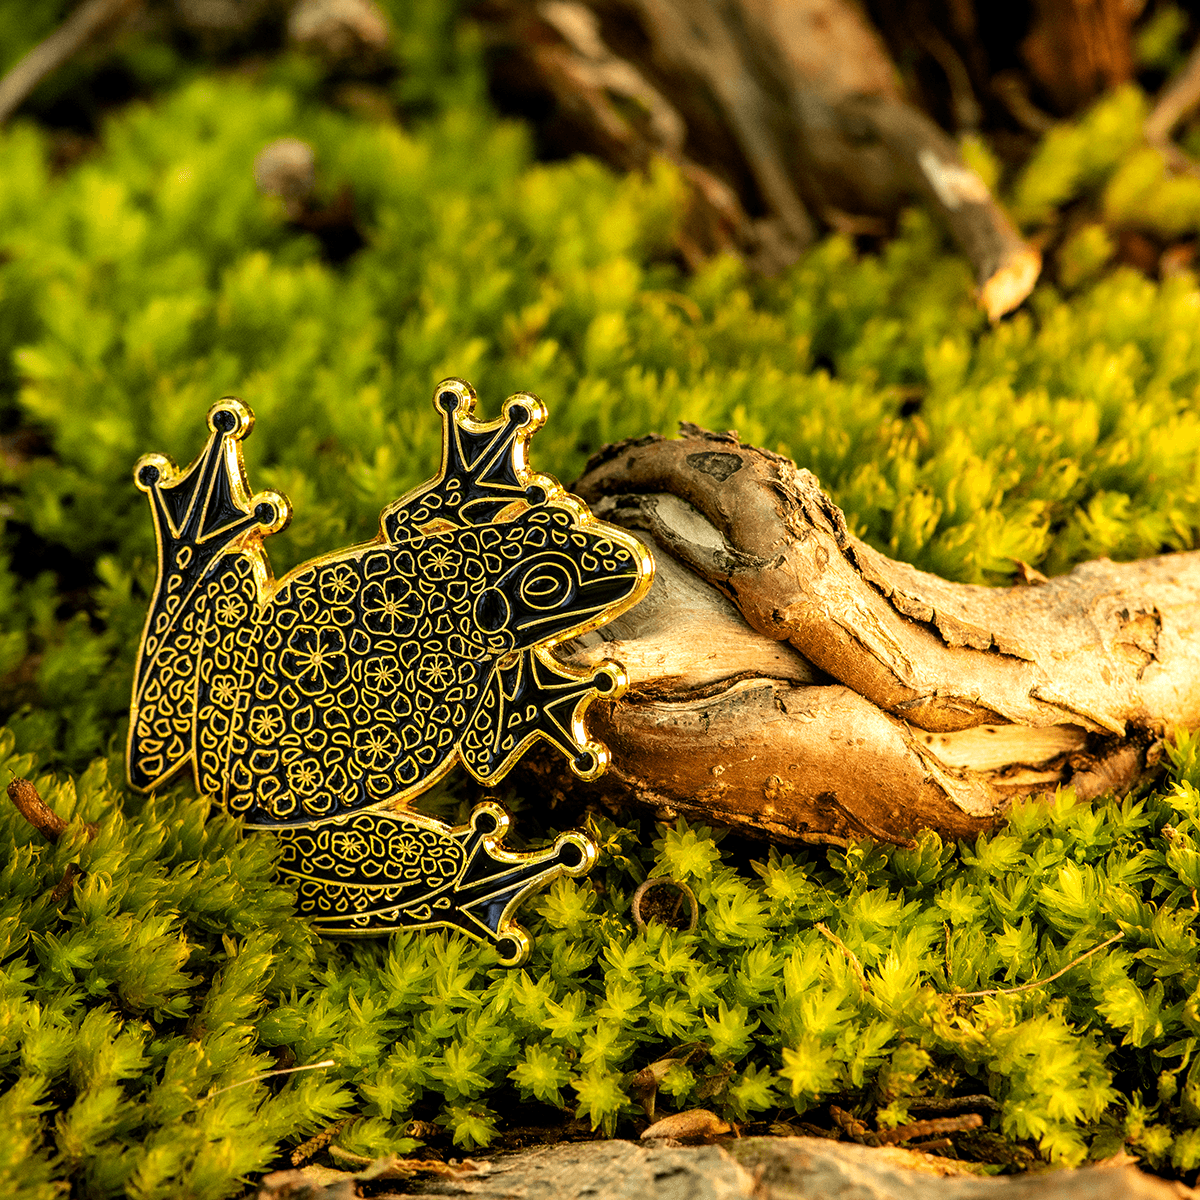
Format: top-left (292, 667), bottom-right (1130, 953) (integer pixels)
top-left (2, 48), bottom-right (1199, 766)
top-left (12, 731), bottom-right (1200, 1195)
top-left (3, 0), bottom-right (1200, 1193)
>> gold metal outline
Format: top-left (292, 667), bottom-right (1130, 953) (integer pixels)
top-left (128, 380), bottom-right (654, 806)
top-left (274, 800), bottom-right (599, 965)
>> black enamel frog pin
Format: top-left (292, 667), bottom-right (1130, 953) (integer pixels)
top-left (127, 379), bottom-right (652, 963)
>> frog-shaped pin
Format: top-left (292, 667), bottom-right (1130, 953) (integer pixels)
top-left (127, 379), bottom-right (652, 963)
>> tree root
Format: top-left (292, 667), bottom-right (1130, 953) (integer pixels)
top-left (477, 0), bottom-right (1041, 316)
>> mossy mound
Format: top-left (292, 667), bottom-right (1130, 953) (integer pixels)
top-left (11, 731), bottom-right (1200, 1195)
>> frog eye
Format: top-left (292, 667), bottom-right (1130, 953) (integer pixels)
top-left (519, 563), bottom-right (573, 610)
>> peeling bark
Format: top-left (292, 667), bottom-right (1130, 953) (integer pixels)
top-left (535, 427), bottom-right (1200, 846)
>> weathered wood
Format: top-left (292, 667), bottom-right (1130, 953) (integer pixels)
top-left (477, 0), bottom-right (1041, 315)
top-left (536, 427), bottom-right (1200, 846)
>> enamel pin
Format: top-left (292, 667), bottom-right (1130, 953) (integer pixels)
top-left (127, 379), bottom-right (653, 964)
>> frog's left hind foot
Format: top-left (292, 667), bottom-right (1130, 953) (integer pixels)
top-left (271, 802), bottom-right (595, 966)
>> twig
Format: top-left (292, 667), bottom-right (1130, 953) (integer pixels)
top-left (867, 1112), bottom-right (982, 1146)
top-left (7, 777), bottom-right (67, 842)
top-left (0, 0), bottom-right (141, 126)
top-left (907, 1094), bottom-right (998, 1113)
top-left (1146, 40), bottom-right (1200, 172)
top-left (7, 776), bottom-right (97, 843)
top-left (829, 1105), bottom-right (867, 1139)
top-left (50, 862), bottom-right (83, 904)
top-left (954, 933), bottom-right (1123, 999)
top-left (291, 1117), bottom-right (351, 1166)
top-left (816, 924), bottom-right (868, 992)
top-left (201, 1059), bottom-right (336, 1103)
top-left (991, 70), bottom-right (1055, 134)
top-left (913, 19), bottom-right (980, 130)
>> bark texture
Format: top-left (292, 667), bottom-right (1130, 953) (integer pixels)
top-left (531, 427), bottom-right (1200, 846)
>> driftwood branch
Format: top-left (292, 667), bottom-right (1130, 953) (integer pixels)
top-left (479, 0), bottom-right (1040, 316)
top-left (528, 428), bottom-right (1200, 846)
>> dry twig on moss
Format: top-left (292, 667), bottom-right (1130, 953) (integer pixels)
top-left (7, 776), bottom-right (98, 843)
top-left (7, 777), bottom-right (68, 842)
top-left (0, 0), bottom-right (142, 126)
top-left (954, 933), bottom-right (1124, 999)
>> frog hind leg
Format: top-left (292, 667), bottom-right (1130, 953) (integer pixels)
top-left (274, 801), bottom-right (595, 966)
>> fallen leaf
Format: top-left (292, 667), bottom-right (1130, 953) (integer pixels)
top-left (641, 1108), bottom-right (731, 1143)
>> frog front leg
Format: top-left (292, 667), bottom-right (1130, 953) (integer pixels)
top-left (460, 648), bottom-right (626, 786)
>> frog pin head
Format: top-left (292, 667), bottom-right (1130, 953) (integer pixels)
top-left (127, 380), bottom-right (652, 963)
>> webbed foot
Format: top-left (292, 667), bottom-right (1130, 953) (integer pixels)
top-left (272, 801), bottom-right (595, 966)
top-left (462, 648), bottom-right (626, 786)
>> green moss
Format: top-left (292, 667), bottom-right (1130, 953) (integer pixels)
top-left (1135, 5), bottom-right (1191, 72)
top-left (0, 730), bottom-right (333, 1199)
top-left (11, 729), bottom-right (1200, 1190)
top-left (6, 71), bottom-right (1200, 759)
top-left (1009, 85), bottom-right (1148, 227)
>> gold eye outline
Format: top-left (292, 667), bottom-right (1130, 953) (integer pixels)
top-left (518, 562), bottom-right (572, 611)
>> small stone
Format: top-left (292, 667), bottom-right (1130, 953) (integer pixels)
top-left (640, 1109), bottom-right (731, 1144)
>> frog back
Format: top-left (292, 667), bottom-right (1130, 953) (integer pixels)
top-left (223, 539), bottom-right (489, 826)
